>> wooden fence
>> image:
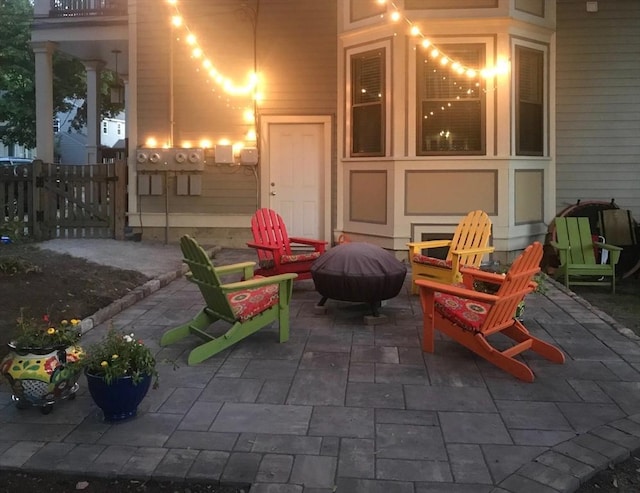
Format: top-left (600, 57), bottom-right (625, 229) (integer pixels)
top-left (0, 160), bottom-right (126, 240)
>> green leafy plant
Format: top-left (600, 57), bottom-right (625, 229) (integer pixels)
top-left (10, 310), bottom-right (81, 350)
top-left (79, 328), bottom-right (159, 388)
top-left (0, 218), bottom-right (28, 243)
top-left (0, 256), bottom-right (41, 275)
top-left (475, 264), bottom-right (547, 295)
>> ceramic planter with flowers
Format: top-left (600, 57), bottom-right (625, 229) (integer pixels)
top-left (80, 328), bottom-right (158, 422)
top-left (0, 313), bottom-right (83, 414)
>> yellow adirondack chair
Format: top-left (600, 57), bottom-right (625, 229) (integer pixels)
top-left (407, 210), bottom-right (495, 294)
top-left (160, 235), bottom-right (297, 365)
top-left (551, 216), bottom-right (622, 294)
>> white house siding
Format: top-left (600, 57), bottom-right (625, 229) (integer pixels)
top-left (134, 0), bottom-right (336, 226)
top-left (556, 0), bottom-right (640, 219)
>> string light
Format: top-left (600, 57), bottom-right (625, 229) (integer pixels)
top-left (166, 0), bottom-right (259, 98)
top-left (164, 0), bottom-right (258, 150)
top-left (376, 0), bottom-right (509, 79)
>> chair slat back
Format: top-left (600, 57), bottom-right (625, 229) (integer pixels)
top-left (251, 208), bottom-right (293, 262)
top-left (554, 217), bottom-right (596, 266)
top-left (180, 235), bottom-right (237, 321)
top-left (480, 242), bottom-right (543, 332)
top-left (448, 210), bottom-right (493, 267)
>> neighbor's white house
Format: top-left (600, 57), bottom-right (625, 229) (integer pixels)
top-left (28, 0), bottom-right (640, 259)
top-left (2, 97), bottom-right (125, 165)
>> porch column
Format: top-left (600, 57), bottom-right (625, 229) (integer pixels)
top-left (32, 41), bottom-right (57, 162)
top-left (83, 61), bottom-right (105, 164)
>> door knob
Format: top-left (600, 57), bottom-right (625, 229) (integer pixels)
top-left (270, 191), bottom-right (276, 196)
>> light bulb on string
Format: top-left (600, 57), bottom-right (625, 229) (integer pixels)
top-left (166, 0), bottom-right (260, 143)
top-left (377, 0), bottom-right (509, 80)
top-left (166, 0), bottom-right (259, 98)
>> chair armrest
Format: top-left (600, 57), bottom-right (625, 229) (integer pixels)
top-left (288, 237), bottom-right (327, 252)
top-left (594, 242), bottom-right (623, 264)
top-left (214, 261), bottom-right (256, 280)
top-left (593, 241), bottom-right (623, 252)
top-left (549, 241), bottom-right (569, 251)
top-left (222, 273), bottom-right (298, 292)
top-left (415, 278), bottom-right (498, 304)
top-left (460, 266), bottom-right (506, 285)
top-left (408, 239), bottom-right (453, 250)
top-left (450, 246), bottom-right (495, 256)
top-left (459, 266), bottom-right (538, 293)
top-left (246, 241), bottom-right (280, 253)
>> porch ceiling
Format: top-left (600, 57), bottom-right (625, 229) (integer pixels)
top-left (31, 20), bottom-right (128, 76)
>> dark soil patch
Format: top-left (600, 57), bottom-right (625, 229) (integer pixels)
top-left (0, 471), bottom-right (249, 493)
top-left (569, 276), bottom-right (640, 338)
top-left (575, 450), bottom-right (640, 493)
top-left (0, 242), bottom-right (149, 361)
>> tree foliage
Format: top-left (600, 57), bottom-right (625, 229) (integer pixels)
top-left (0, 0), bottom-right (123, 149)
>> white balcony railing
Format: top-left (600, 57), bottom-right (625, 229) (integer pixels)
top-left (47, 0), bottom-right (127, 18)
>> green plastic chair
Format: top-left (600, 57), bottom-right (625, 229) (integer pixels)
top-left (160, 235), bottom-right (297, 365)
top-left (551, 216), bottom-right (622, 294)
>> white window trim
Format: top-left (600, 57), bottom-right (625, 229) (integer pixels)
top-left (511, 38), bottom-right (549, 157)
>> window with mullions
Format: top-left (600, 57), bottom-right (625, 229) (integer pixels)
top-left (351, 49), bottom-right (385, 157)
top-left (516, 46), bottom-right (544, 156)
top-left (417, 44), bottom-right (485, 155)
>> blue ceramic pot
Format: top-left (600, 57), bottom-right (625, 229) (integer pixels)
top-left (85, 371), bottom-right (151, 422)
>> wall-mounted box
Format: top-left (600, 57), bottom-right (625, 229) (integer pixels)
top-left (176, 175), bottom-right (189, 196)
top-left (136, 148), bottom-right (204, 171)
top-left (176, 174), bottom-right (202, 196)
top-left (240, 147), bottom-right (259, 165)
top-left (138, 175), bottom-right (151, 195)
top-left (214, 144), bottom-right (234, 164)
top-left (189, 174), bottom-right (202, 195)
top-left (150, 174), bottom-right (164, 195)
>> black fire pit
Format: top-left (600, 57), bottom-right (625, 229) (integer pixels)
top-left (311, 242), bottom-right (407, 317)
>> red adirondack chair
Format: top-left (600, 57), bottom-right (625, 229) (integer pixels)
top-left (416, 242), bottom-right (565, 382)
top-left (247, 208), bottom-right (327, 281)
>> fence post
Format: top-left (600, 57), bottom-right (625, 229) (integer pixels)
top-left (31, 159), bottom-right (44, 241)
top-left (113, 160), bottom-right (127, 240)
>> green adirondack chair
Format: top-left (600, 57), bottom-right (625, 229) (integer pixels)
top-left (160, 235), bottom-right (297, 365)
top-left (551, 216), bottom-right (622, 294)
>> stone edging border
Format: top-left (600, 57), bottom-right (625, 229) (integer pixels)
top-left (78, 245), bottom-right (222, 335)
top-left (492, 275), bottom-right (640, 492)
top-left (544, 274), bottom-right (639, 341)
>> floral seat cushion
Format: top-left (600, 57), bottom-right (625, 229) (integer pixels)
top-left (412, 254), bottom-right (452, 269)
top-left (281, 251), bottom-right (321, 264)
top-left (434, 292), bottom-right (490, 333)
top-left (227, 278), bottom-right (279, 322)
top-left (259, 251), bottom-right (321, 270)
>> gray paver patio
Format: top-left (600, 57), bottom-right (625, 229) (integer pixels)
top-left (2, 247), bottom-right (640, 492)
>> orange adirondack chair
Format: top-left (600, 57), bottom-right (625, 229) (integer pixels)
top-left (416, 242), bottom-right (565, 382)
top-left (407, 210), bottom-right (495, 294)
top-left (247, 208), bottom-right (327, 281)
